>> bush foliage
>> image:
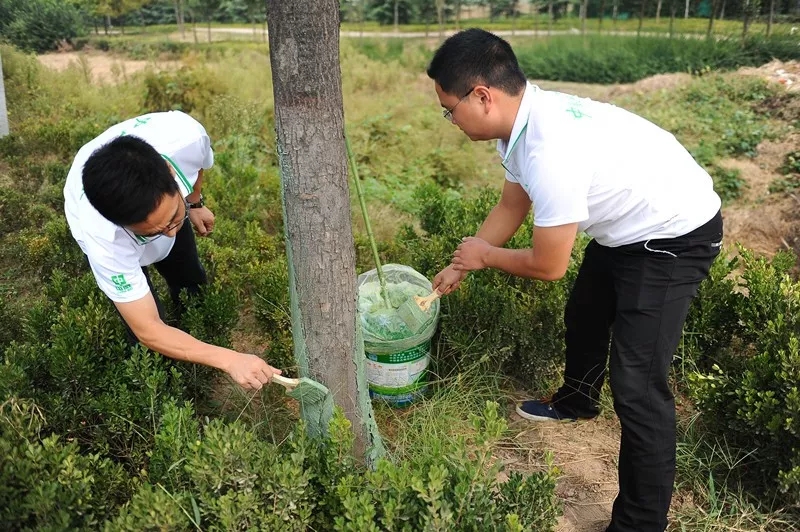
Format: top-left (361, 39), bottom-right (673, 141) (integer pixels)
top-left (1, 36), bottom-right (800, 527)
top-left (516, 34), bottom-right (800, 84)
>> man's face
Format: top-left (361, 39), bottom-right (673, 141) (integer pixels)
top-left (435, 83), bottom-right (493, 141)
top-left (126, 191), bottom-right (188, 241)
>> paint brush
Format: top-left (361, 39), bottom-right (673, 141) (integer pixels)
top-left (397, 288), bottom-right (441, 334)
top-left (272, 374), bottom-right (329, 405)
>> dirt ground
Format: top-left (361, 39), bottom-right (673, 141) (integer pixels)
top-left (35, 51), bottom-right (799, 530)
top-left (36, 51), bottom-right (179, 84)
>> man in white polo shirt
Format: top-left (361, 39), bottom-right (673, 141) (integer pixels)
top-left (64, 111), bottom-right (281, 390)
top-left (427, 29), bottom-right (722, 532)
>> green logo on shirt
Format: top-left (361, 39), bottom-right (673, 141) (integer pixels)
top-left (111, 274), bottom-right (133, 293)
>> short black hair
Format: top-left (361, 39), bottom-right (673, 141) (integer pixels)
top-left (82, 135), bottom-right (179, 226)
top-left (427, 28), bottom-right (527, 97)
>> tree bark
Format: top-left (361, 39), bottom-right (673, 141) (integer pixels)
top-left (742, 0), bottom-right (751, 38)
top-left (656, 0), bottom-right (663, 22)
top-left (706, 0), bottom-right (717, 37)
top-left (265, 0), bottom-right (385, 464)
top-left (599, 0), bottom-right (607, 31)
top-left (684, 0), bottom-right (689, 18)
top-left (173, 0), bottom-right (185, 38)
top-left (669, 0), bottom-right (676, 36)
top-left (0, 54), bottom-right (9, 138)
top-left (766, 0), bottom-right (775, 36)
top-left (393, 0), bottom-right (399, 32)
top-left (637, 0), bottom-right (647, 35)
top-left (581, 0), bottom-right (588, 35)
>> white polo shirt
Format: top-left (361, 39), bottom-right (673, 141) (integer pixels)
top-left (64, 111), bottom-right (214, 303)
top-left (497, 83), bottom-right (721, 247)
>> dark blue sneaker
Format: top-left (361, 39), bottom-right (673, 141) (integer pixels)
top-left (515, 399), bottom-right (577, 422)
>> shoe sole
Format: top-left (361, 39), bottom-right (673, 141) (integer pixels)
top-left (515, 404), bottom-right (576, 422)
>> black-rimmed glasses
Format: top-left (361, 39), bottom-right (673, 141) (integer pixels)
top-left (122, 200), bottom-right (189, 246)
top-left (442, 87), bottom-right (475, 123)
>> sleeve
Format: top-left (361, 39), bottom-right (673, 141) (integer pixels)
top-left (83, 231), bottom-right (151, 303)
top-left (528, 149), bottom-right (593, 228)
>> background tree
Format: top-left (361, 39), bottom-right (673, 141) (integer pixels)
top-left (0, 53), bottom-right (7, 138)
top-left (1, 0), bottom-right (85, 52)
top-left (195, 0), bottom-right (222, 42)
top-left (265, 0), bottom-right (385, 462)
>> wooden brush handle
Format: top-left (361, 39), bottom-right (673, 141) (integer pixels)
top-left (414, 288), bottom-right (442, 311)
top-left (272, 374), bottom-right (299, 390)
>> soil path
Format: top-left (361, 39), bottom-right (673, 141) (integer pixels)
top-left (36, 51), bottom-right (179, 84)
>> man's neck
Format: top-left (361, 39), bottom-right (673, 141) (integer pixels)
top-left (499, 90), bottom-right (526, 144)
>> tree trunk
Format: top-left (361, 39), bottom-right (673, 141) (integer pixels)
top-left (742, 0), bottom-right (751, 37)
top-left (580, 0), bottom-right (588, 34)
top-left (207, 17), bottom-right (211, 42)
top-left (706, 0), bottom-right (717, 37)
top-left (669, 0), bottom-right (676, 36)
top-left (455, 0), bottom-right (461, 28)
top-left (265, 0), bottom-right (385, 464)
top-left (719, 0), bottom-right (726, 18)
top-left (173, 0), bottom-right (185, 38)
top-left (637, 0), bottom-right (647, 35)
top-left (684, 0), bottom-right (689, 18)
top-left (104, 14), bottom-right (110, 34)
top-left (766, 0), bottom-right (775, 36)
top-left (612, 0), bottom-right (618, 29)
top-left (656, 0), bottom-right (663, 22)
top-left (393, 0), bottom-right (399, 32)
top-left (437, 0), bottom-right (445, 39)
top-left (599, 0), bottom-right (607, 31)
top-left (548, 0), bottom-right (553, 34)
top-left (0, 54), bottom-right (9, 138)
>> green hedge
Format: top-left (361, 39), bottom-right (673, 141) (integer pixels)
top-left (516, 34), bottom-right (800, 84)
top-left (685, 249), bottom-right (800, 506)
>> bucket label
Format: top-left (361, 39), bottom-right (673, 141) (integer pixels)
top-left (366, 340), bottom-right (430, 404)
top-left (365, 355), bottom-right (429, 390)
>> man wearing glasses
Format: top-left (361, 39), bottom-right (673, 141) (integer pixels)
top-left (427, 29), bottom-right (722, 532)
top-left (64, 111), bottom-right (281, 390)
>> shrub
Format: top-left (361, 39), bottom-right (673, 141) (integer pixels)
top-left (109, 403), bottom-right (560, 531)
top-left (515, 34), bottom-right (800, 84)
top-left (0, 398), bottom-right (131, 529)
top-left (143, 67), bottom-right (222, 115)
top-left (687, 249), bottom-right (800, 505)
top-left (0, 0), bottom-right (85, 53)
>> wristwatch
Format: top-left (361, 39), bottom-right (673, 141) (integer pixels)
top-left (188, 194), bottom-right (204, 209)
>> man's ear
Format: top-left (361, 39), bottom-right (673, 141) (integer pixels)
top-left (474, 85), bottom-right (493, 113)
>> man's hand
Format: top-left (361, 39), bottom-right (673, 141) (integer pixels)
top-left (452, 236), bottom-right (492, 272)
top-left (226, 353), bottom-right (282, 390)
top-left (433, 264), bottom-right (468, 295)
top-left (188, 206), bottom-right (215, 237)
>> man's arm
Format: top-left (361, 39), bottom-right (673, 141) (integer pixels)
top-left (433, 180), bottom-right (532, 294)
top-left (475, 180), bottom-right (533, 246)
top-left (115, 292), bottom-right (280, 389)
top-left (453, 223), bottom-right (578, 281)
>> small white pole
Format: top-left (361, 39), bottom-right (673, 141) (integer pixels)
top-left (0, 53), bottom-right (8, 138)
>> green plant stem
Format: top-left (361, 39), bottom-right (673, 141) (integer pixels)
top-left (345, 135), bottom-right (388, 304)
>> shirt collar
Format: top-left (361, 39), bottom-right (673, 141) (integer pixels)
top-left (496, 82), bottom-right (536, 160)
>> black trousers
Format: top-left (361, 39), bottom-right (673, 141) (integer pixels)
top-left (120, 221), bottom-right (208, 345)
top-left (551, 211), bottom-right (723, 532)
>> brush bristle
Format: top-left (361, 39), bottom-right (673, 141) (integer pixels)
top-left (397, 297), bottom-right (431, 333)
top-left (285, 377), bottom-right (329, 405)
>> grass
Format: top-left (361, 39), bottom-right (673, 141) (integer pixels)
top-left (4, 33), bottom-right (800, 529)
